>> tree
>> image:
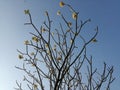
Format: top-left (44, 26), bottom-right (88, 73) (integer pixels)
top-left (15, 1), bottom-right (115, 90)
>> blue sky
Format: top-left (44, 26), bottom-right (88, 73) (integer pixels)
top-left (0, 0), bottom-right (120, 90)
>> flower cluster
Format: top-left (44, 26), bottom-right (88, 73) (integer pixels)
top-left (72, 12), bottom-right (77, 20)
top-left (59, 1), bottom-right (77, 20)
top-left (32, 36), bottom-right (39, 42)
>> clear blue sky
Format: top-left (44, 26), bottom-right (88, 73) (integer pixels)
top-left (0, 0), bottom-right (120, 90)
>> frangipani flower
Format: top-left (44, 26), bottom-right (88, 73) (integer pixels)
top-left (47, 50), bottom-right (50, 55)
top-left (30, 52), bottom-right (34, 56)
top-left (70, 39), bottom-right (73, 44)
top-left (53, 44), bottom-right (57, 50)
top-left (67, 22), bottom-right (72, 27)
top-left (23, 77), bottom-right (26, 81)
top-left (33, 84), bottom-right (38, 90)
top-left (41, 28), bottom-right (46, 32)
top-left (52, 32), bottom-right (54, 36)
top-left (92, 38), bottom-right (97, 42)
top-left (53, 47), bottom-right (56, 51)
top-left (62, 41), bottom-right (66, 45)
top-left (57, 57), bottom-right (62, 60)
top-left (18, 54), bottom-right (23, 59)
top-left (32, 36), bottom-right (39, 42)
top-left (58, 51), bottom-right (62, 55)
top-left (57, 10), bottom-right (61, 15)
top-left (24, 40), bottom-right (29, 45)
top-left (45, 11), bottom-right (48, 16)
top-left (59, 1), bottom-right (65, 7)
top-left (50, 69), bottom-right (54, 74)
top-left (35, 58), bottom-right (38, 61)
top-left (24, 9), bottom-right (29, 14)
top-left (32, 63), bottom-right (35, 67)
top-left (45, 44), bottom-right (48, 48)
top-left (67, 29), bottom-right (70, 32)
top-left (72, 12), bottom-right (77, 20)
top-left (74, 32), bottom-right (78, 36)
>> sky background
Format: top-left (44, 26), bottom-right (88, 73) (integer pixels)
top-left (0, 0), bottom-right (120, 90)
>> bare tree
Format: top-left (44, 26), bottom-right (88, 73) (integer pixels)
top-left (15, 1), bottom-right (115, 90)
